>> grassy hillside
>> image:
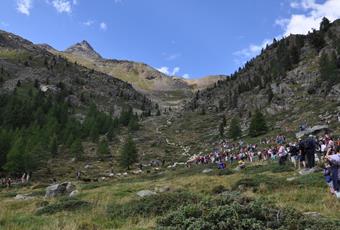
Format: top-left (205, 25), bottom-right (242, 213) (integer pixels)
top-left (1, 161), bottom-right (339, 229)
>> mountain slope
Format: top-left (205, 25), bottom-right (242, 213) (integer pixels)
top-left (0, 30), bottom-right (155, 115)
top-left (48, 42), bottom-right (193, 108)
top-left (187, 18), bottom-right (340, 133)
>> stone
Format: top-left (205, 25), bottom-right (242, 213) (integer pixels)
top-left (84, 164), bottom-right (92, 169)
top-left (286, 177), bottom-right (297, 181)
top-left (202, 169), bottom-right (213, 173)
top-left (303, 212), bottom-right (321, 218)
top-left (69, 190), bottom-right (79, 197)
top-left (14, 194), bottom-right (33, 200)
top-left (155, 186), bottom-right (170, 193)
top-left (295, 125), bottom-right (329, 139)
top-left (45, 182), bottom-right (76, 198)
top-left (136, 190), bottom-right (157, 197)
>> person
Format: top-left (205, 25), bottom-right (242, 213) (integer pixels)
top-left (326, 152), bottom-right (340, 198)
top-left (278, 144), bottom-right (287, 165)
top-left (304, 135), bottom-right (318, 168)
top-left (6, 177), bottom-right (12, 188)
top-left (298, 138), bottom-right (306, 169)
top-left (76, 171), bottom-right (81, 180)
top-left (289, 143), bottom-right (300, 168)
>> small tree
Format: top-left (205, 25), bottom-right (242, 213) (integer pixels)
top-left (120, 136), bottom-right (138, 170)
top-left (249, 109), bottom-right (268, 137)
top-left (128, 116), bottom-right (139, 131)
top-left (70, 138), bottom-right (83, 160)
top-left (219, 122), bottom-right (225, 138)
top-left (97, 139), bottom-right (110, 159)
top-left (229, 117), bottom-right (242, 140)
top-left (49, 135), bottom-right (58, 157)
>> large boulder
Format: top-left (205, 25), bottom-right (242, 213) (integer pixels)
top-left (45, 182), bottom-right (76, 198)
top-left (295, 125), bottom-right (329, 139)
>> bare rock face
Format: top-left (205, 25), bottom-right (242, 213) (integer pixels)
top-left (65, 40), bottom-right (102, 60)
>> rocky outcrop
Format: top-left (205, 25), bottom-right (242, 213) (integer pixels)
top-left (45, 182), bottom-right (76, 198)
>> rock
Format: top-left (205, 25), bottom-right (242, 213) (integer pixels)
top-left (14, 194), bottom-right (33, 200)
top-left (45, 182), bottom-right (76, 198)
top-left (295, 125), bottom-right (329, 139)
top-left (202, 169), bottom-right (213, 173)
top-left (69, 190), bottom-right (79, 197)
top-left (108, 173), bottom-right (115, 177)
top-left (286, 177), bottom-right (297, 181)
top-left (303, 212), bottom-right (321, 218)
top-left (84, 164), bottom-right (92, 169)
top-left (299, 168), bottom-right (317, 176)
top-left (136, 190), bottom-right (157, 197)
top-left (155, 186), bottom-right (170, 193)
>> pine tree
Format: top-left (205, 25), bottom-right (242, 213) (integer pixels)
top-left (70, 138), bottom-right (83, 160)
top-left (97, 139), bottom-right (110, 159)
top-left (219, 122), bottom-right (225, 138)
top-left (229, 117), bottom-right (242, 140)
top-left (128, 116), bottom-right (139, 131)
top-left (249, 110), bottom-right (268, 137)
top-left (120, 136), bottom-right (138, 169)
top-left (50, 135), bottom-right (58, 157)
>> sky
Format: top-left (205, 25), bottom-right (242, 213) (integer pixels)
top-left (1, 0), bottom-right (340, 79)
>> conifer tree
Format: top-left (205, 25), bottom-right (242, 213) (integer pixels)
top-left (97, 139), bottom-right (110, 159)
top-left (120, 136), bottom-right (138, 169)
top-left (249, 109), bottom-right (268, 137)
top-left (229, 117), bottom-right (242, 140)
top-left (70, 138), bottom-right (83, 160)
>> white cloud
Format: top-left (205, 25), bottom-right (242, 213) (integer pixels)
top-left (280, 0), bottom-right (340, 36)
top-left (233, 39), bottom-right (271, 59)
top-left (100, 22), bottom-right (107, 30)
top-left (172, 67), bottom-right (180, 75)
top-left (16, 0), bottom-right (32, 16)
top-left (182, 74), bottom-right (190, 79)
top-left (157, 66), bottom-right (181, 76)
top-left (52, 0), bottom-right (72, 13)
top-left (72, 0), bottom-right (77, 5)
top-left (83, 20), bottom-right (94, 26)
top-left (166, 53), bottom-right (181, 61)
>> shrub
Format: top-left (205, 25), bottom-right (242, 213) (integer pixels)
top-left (35, 197), bottom-right (90, 215)
top-left (156, 192), bottom-right (340, 229)
top-left (107, 191), bottom-right (201, 219)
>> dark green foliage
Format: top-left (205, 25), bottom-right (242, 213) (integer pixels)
top-left (49, 135), bottom-right (58, 157)
top-left (308, 29), bottom-right (325, 51)
top-left (320, 17), bottom-right (331, 33)
top-left (157, 192), bottom-right (340, 230)
top-left (218, 122), bottom-right (224, 138)
top-left (319, 51), bottom-right (339, 88)
top-left (249, 110), bottom-right (268, 137)
top-left (128, 115), bottom-right (139, 131)
top-left (97, 139), bottom-right (110, 158)
top-left (228, 117), bottom-right (241, 140)
top-left (107, 191), bottom-right (201, 219)
top-left (35, 197), bottom-right (90, 215)
top-left (70, 138), bottom-right (83, 160)
top-left (119, 136), bottom-right (138, 169)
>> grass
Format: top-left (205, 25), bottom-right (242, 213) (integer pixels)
top-left (1, 161), bottom-right (340, 229)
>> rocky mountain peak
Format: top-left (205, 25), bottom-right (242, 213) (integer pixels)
top-left (65, 40), bottom-right (102, 60)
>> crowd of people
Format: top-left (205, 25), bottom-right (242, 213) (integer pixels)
top-left (187, 133), bottom-right (340, 198)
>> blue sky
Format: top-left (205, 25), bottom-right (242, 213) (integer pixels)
top-left (1, 0), bottom-right (339, 79)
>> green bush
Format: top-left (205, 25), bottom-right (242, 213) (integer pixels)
top-left (232, 175), bottom-right (287, 192)
top-left (35, 197), bottom-right (90, 215)
top-left (107, 191), bottom-right (201, 219)
top-left (156, 192), bottom-right (340, 229)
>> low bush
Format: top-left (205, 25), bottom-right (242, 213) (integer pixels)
top-left (157, 192), bottom-right (340, 229)
top-left (35, 197), bottom-right (91, 215)
top-left (107, 191), bottom-right (201, 219)
top-left (232, 175), bottom-right (287, 192)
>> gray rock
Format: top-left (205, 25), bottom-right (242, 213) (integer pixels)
top-left (286, 177), bottom-right (297, 182)
top-left (69, 190), bottom-right (79, 197)
top-left (14, 194), bottom-right (33, 200)
top-left (303, 212), bottom-right (321, 218)
top-left (155, 186), bottom-right (170, 193)
top-left (45, 182), bottom-right (76, 198)
top-left (202, 169), bottom-right (213, 173)
top-left (136, 190), bottom-right (157, 197)
top-left (299, 168), bottom-right (317, 176)
top-left (295, 125), bottom-right (329, 139)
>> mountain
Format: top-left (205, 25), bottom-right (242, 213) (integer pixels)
top-left (0, 30), bottom-right (155, 115)
top-left (42, 42), bottom-right (191, 108)
top-left (186, 18), bottom-right (340, 133)
top-left (65, 40), bottom-right (102, 60)
top-left (184, 75), bottom-right (227, 91)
